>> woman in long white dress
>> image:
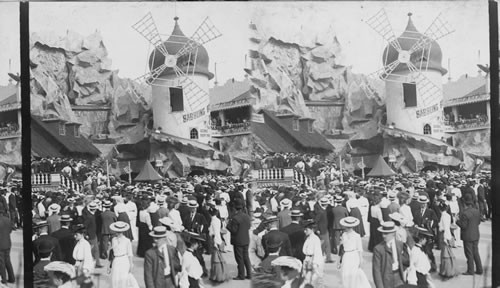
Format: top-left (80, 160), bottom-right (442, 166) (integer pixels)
top-left (72, 225), bottom-right (94, 277)
top-left (338, 217), bottom-right (371, 288)
top-left (302, 220), bottom-right (324, 288)
top-left (108, 221), bottom-right (138, 288)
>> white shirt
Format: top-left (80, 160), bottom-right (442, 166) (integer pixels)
top-left (302, 233), bottom-right (324, 269)
top-left (216, 204), bottom-right (228, 219)
top-left (439, 211), bottom-right (452, 241)
top-left (209, 216), bottom-right (222, 246)
top-left (168, 209), bottom-right (183, 231)
top-left (399, 204), bottom-right (414, 227)
top-left (73, 238), bottom-right (94, 273)
top-left (124, 201), bottom-right (138, 223)
top-left (358, 196), bottom-right (369, 218)
top-left (410, 245), bottom-right (431, 275)
top-left (387, 239), bottom-right (399, 271)
top-left (219, 192), bottom-right (230, 204)
top-left (270, 197), bottom-right (279, 213)
top-left (182, 249), bottom-right (203, 279)
top-left (37, 202), bottom-right (46, 218)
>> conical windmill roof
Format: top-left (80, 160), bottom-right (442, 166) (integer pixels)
top-left (134, 161), bottom-right (164, 182)
top-left (367, 155), bottom-right (396, 177)
top-left (149, 17), bottom-right (214, 80)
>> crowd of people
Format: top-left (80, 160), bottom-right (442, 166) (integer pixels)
top-left (210, 117), bottom-right (251, 134)
top-left (0, 179), bottom-right (22, 285)
top-left (249, 164), bottom-right (491, 288)
top-left (0, 122), bottom-right (20, 137)
top-left (32, 168), bottom-right (254, 288)
top-left (444, 113), bottom-right (489, 129)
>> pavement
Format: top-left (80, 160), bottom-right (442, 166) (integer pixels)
top-left (323, 220), bottom-right (493, 288)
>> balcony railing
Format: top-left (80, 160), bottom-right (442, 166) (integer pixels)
top-left (210, 122), bottom-right (251, 136)
top-left (444, 118), bottom-right (490, 132)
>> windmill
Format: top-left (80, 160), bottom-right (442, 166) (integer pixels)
top-left (363, 9), bottom-right (454, 107)
top-left (132, 13), bottom-right (222, 122)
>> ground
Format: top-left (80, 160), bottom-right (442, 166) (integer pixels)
top-left (83, 221), bottom-right (492, 288)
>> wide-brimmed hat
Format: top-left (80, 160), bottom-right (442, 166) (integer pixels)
top-left (416, 226), bottom-right (434, 238)
top-left (44, 261), bottom-right (76, 278)
top-left (110, 221), bottom-right (130, 233)
top-left (377, 221), bottom-right (397, 233)
top-left (318, 197), bottom-right (330, 206)
top-left (417, 183), bottom-right (426, 189)
top-left (183, 231), bottom-right (206, 242)
top-left (102, 200), bottom-right (112, 208)
top-left (34, 220), bottom-right (49, 229)
top-left (417, 195), bottom-right (429, 204)
top-left (271, 256), bottom-right (302, 271)
top-left (290, 210), bottom-right (303, 217)
top-left (187, 200), bottom-right (199, 208)
top-left (334, 195), bottom-right (344, 203)
top-left (48, 203), bottom-right (61, 212)
top-left (387, 192), bottom-right (397, 200)
top-left (88, 202), bottom-right (97, 210)
top-left (412, 192), bottom-right (419, 200)
top-left (60, 214), bottom-right (73, 222)
top-left (280, 198), bottom-right (292, 208)
top-left (263, 215), bottom-right (278, 224)
top-left (339, 216), bottom-right (360, 228)
top-left (159, 217), bottom-right (174, 228)
top-left (149, 226), bottom-right (168, 238)
top-left (389, 212), bottom-right (405, 224)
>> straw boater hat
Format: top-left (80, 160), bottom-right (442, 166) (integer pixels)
top-left (110, 221), bottom-right (130, 233)
top-left (60, 215), bottom-right (73, 222)
top-left (149, 226), bottom-right (168, 238)
top-left (387, 191), bottom-right (397, 201)
top-left (339, 216), bottom-right (360, 228)
top-left (263, 215), bottom-right (278, 225)
top-left (334, 195), bottom-right (344, 203)
top-left (34, 220), bottom-right (49, 229)
top-left (377, 221), bottom-right (397, 233)
top-left (44, 261), bottom-right (76, 278)
top-left (187, 200), bottom-right (199, 208)
top-left (184, 231), bottom-right (206, 242)
top-left (417, 195), bottom-right (429, 204)
top-left (319, 197), bottom-right (330, 206)
top-left (415, 226), bottom-right (434, 238)
top-left (412, 192), bottom-right (419, 200)
top-left (271, 256), bottom-right (303, 272)
top-left (102, 200), bottom-right (112, 208)
top-left (88, 202), bottom-right (97, 210)
top-left (290, 210), bottom-right (303, 218)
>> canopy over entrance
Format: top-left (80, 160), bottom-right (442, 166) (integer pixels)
top-left (367, 155), bottom-right (396, 177)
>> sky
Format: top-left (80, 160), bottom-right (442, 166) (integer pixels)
top-left (0, 1), bottom-right (491, 87)
top-left (0, 2), bottom-right (19, 86)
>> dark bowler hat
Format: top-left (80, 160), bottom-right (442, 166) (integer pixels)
top-left (38, 241), bottom-right (54, 254)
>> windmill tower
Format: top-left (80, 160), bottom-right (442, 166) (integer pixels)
top-left (132, 13), bottom-right (221, 144)
top-left (365, 10), bottom-right (454, 140)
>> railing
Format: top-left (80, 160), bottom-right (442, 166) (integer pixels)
top-left (210, 122), bottom-right (251, 136)
top-left (32, 173), bottom-right (82, 192)
top-left (444, 118), bottom-right (489, 131)
top-left (252, 168), bottom-right (316, 188)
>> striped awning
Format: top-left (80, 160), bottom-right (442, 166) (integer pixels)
top-left (443, 93), bottom-right (489, 107)
top-left (210, 98), bottom-right (254, 112)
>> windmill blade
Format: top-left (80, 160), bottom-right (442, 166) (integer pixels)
top-left (370, 59), bottom-right (401, 81)
top-left (135, 64), bottom-right (169, 85)
top-left (406, 62), bottom-right (441, 107)
top-left (173, 66), bottom-right (209, 112)
top-left (365, 9), bottom-right (402, 52)
top-left (132, 12), bottom-right (170, 57)
top-left (409, 12), bottom-right (454, 54)
top-left (176, 17), bottom-right (222, 58)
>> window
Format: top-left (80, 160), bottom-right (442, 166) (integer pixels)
top-left (293, 119), bottom-right (299, 131)
top-left (402, 82), bottom-right (417, 108)
top-left (308, 121), bottom-right (313, 133)
top-left (74, 126), bottom-right (80, 137)
top-left (190, 128), bottom-right (199, 139)
top-left (59, 123), bottom-right (66, 136)
top-left (170, 87), bottom-right (184, 112)
top-left (423, 124), bottom-right (432, 135)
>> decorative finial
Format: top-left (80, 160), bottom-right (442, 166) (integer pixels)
top-left (174, 16), bottom-right (179, 22)
top-left (408, 12), bottom-right (413, 17)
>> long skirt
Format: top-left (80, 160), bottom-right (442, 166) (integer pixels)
top-left (368, 218), bottom-right (382, 252)
top-left (111, 256), bottom-right (132, 288)
top-left (210, 248), bottom-right (228, 282)
top-left (341, 251), bottom-right (371, 288)
top-left (136, 221), bottom-right (153, 258)
top-left (439, 232), bottom-right (457, 278)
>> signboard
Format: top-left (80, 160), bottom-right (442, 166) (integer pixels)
top-left (183, 108), bottom-right (206, 123)
top-left (210, 98), bottom-right (252, 111)
top-left (199, 128), bottom-right (210, 138)
top-left (155, 160), bottom-right (163, 167)
top-left (251, 113), bottom-right (265, 123)
top-left (416, 103), bottom-right (439, 118)
top-left (388, 155), bottom-right (397, 163)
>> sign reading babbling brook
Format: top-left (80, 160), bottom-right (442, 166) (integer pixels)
top-left (183, 108), bottom-right (206, 123)
top-left (416, 103), bottom-right (439, 119)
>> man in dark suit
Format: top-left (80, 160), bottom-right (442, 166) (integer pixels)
top-left (51, 215), bottom-right (76, 264)
top-left (144, 226), bottom-right (182, 288)
top-left (255, 236), bottom-right (281, 281)
top-left (457, 193), bottom-right (483, 275)
top-left (99, 201), bottom-right (116, 259)
top-left (6, 187), bottom-right (17, 229)
top-left (331, 196), bottom-right (349, 255)
top-left (315, 197), bottom-right (332, 262)
top-left (183, 199), bottom-right (208, 275)
top-left (226, 199), bottom-right (252, 280)
top-left (82, 201), bottom-right (101, 268)
top-left (33, 221), bottom-right (62, 263)
top-left (280, 210), bottom-right (306, 261)
top-left (0, 212), bottom-right (14, 284)
top-left (476, 179), bottom-right (487, 221)
top-left (261, 215), bottom-right (292, 259)
top-left (0, 188), bottom-right (8, 217)
top-left (33, 241), bottom-right (53, 288)
top-left (372, 221), bottom-right (410, 288)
